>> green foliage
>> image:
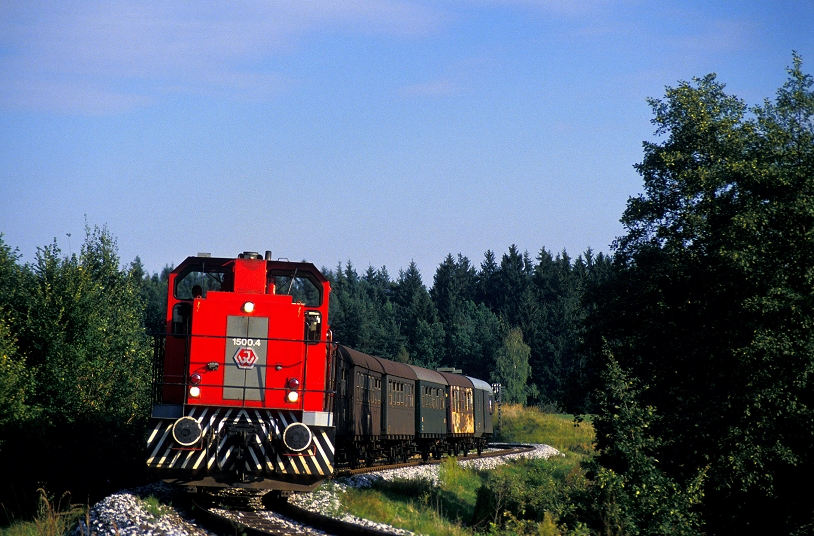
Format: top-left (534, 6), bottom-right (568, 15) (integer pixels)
top-left (325, 245), bottom-right (608, 408)
top-left (587, 55), bottom-right (814, 534)
top-left (491, 328), bottom-right (533, 405)
top-left (140, 495), bottom-right (168, 519)
top-left (24, 225), bottom-right (151, 425)
top-left (0, 489), bottom-right (85, 536)
top-left (0, 236), bottom-right (36, 436)
top-left (130, 258), bottom-right (170, 334)
top-left (340, 477), bottom-right (472, 536)
top-left (0, 315), bottom-right (34, 434)
top-left (0, 225), bottom-right (153, 521)
top-left (336, 405), bottom-right (596, 536)
top-left (437, 457), bottom-right (481, 521)
top-left (472, 456), bottom-right (589, 532)
top-left (584, 358), bottom-right (705, 536)
top-left (494, 405), bottom-right (594, 454)
top-left (327, 261), bottom-right (406, 360)
top-left (443, 299), bottom-right (503, 381)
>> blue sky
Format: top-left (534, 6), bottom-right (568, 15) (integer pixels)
top-left (1, 1), bottom-right (812, 281)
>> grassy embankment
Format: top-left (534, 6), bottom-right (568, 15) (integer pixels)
top-left (1, 406), bottom-right (594, 536)
top-left (335, 404), bottom-right (595, 535)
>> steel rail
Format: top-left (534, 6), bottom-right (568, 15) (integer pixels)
top-left (187, 443), bottom-right (537, 536)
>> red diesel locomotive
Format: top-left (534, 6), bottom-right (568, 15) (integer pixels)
top-left (147, 251), bottom-right (496, 494)
top-left (146, 252), bottom-right (335, 492)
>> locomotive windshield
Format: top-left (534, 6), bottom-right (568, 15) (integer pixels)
top-left (174, 264), bottom-right (229, 299)
top-left (172, 258), bottom-right (324, 306)
top-left (268, 269), bottom-right (322, 306)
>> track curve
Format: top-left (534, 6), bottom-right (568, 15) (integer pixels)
top-left (189, 443), bottom-right (537, 535)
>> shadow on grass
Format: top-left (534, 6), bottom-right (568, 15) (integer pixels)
top-left (370, 477), bottom-right (476, 526)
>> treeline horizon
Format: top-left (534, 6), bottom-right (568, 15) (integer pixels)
top-left (133, 243), bottom-right (611, 409)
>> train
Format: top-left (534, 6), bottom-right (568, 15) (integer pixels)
top-left (146, 251), bottom-right (497, 494)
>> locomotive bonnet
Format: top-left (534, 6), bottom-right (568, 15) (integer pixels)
top-left (147, 251), bottom-right (496, 494)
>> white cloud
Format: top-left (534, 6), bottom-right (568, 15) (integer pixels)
top-left (0, 0), bottom-right (444, 114)
top-left (673, 18), bottom-right (752, 55)
top-left (472, 0), bottom-right (624, 17)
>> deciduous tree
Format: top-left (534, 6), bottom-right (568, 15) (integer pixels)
top-left (586, 55), bottom-right (814, 533)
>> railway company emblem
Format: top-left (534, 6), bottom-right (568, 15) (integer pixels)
top-left (233, 347), bottom-right (259, 369)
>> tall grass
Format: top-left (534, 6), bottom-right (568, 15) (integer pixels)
top-left (340, 457), bottom-right (483, 535)
top-left (495, 404), bottom-right (594, 454)
top-left (0, 489), bottom-right (86, 536)
top-left (336, 405), bottom-right (596, 535)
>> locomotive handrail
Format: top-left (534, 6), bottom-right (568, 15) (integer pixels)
top-left (149, 333), bottom-right (336, 406)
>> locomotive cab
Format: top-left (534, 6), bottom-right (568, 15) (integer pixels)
top-left (147, 252), bottom-right (336, 492)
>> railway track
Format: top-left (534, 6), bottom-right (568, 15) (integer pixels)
top-left (188, 443), bottom-right (536, 536)
top-left (336, 442), bottom-right (535, 477)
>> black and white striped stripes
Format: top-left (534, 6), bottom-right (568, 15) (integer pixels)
top-left (147, 406), bottom-right (335, 484)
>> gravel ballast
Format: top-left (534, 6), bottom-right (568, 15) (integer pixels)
top-left (76, 444), bottom-right (559, 535)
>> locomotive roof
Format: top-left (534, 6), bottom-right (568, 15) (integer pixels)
top-left (437, 371), bottom-right (473, 388)
top-left (172, 255), bottom-right (329, 283)
top-left (466, 376), bottom-right (493, 392)
top-left (407, 364), bottom-right (448, 385)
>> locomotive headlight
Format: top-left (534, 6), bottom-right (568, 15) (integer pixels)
top-left (282, 422), bottom-right (312, 452)
top-left (189, 386), bottom-right (201, 398)
top-left (242, 301), bottom-right (255, 313)
top-left (173, 416), bottom-right (203, 446)
top-left (286, 390), bottom-right (299, 403)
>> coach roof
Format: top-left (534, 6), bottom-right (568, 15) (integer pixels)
top-left (336, 345), bottom-right (385, 374)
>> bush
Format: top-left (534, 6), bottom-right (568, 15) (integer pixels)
top-left (472, 456), bottom-right (588, 533)
top-left (0, 226), bottom-right (153, 523)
